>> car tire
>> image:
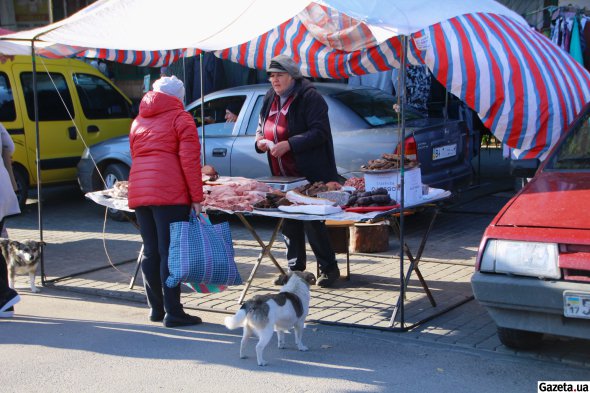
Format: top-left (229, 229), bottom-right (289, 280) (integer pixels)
top-left (497, 326), bottom-right (543, 349)
top-left (13, 165), bottom-right (28, 210)
top-left (103, 163), bottom-right (131, 222)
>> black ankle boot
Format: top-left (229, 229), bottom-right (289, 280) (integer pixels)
top-left (163, 312), bottom-right (202, 328)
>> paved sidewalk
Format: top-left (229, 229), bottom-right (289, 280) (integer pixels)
top-left (4, 184), bottom-right (590, 368)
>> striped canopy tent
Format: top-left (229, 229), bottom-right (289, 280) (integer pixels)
top-left (1, 0), bottom-right (589, 157)
top-left (3, 0), bottom-right (588, 329)
top-left (216, 3), bottom-right (590, 159)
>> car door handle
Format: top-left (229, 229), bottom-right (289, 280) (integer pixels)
top-left (68, 126), bottom-right (77, 140)
top-left (212, 148), bottom-right (227, 157)
top-left (87, 125), bottom-right (99, 133)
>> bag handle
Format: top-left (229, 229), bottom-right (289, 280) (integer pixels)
top-left (190, 211), bottom-right (211, 225)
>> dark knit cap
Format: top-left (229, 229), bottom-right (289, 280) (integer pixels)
top-left (267, 54), bottom-right (303, 80)
top-left (226, 101), bottom-right (242, 115)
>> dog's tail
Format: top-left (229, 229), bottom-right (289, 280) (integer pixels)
top-left (224, 308), bottom-right (247, 330)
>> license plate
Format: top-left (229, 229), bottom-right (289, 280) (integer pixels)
top-left (432, 144), bottom-right (457, 160)
top-left (563, 291), bottom-right (590, 319)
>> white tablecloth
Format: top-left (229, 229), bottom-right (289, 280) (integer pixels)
top-left (85, 188), bottom-right (451, 222)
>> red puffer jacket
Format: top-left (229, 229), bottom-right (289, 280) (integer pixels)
top-left (128, 91), bottom-right (203, 208)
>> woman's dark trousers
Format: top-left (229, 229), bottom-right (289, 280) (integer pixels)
top-left (282, 218), bottom-right (337, 273)
top-left (134, 205), bottom-right (190, 317)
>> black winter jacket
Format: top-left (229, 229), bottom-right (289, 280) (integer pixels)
top-left (255, 79), bottom-right (339, 183)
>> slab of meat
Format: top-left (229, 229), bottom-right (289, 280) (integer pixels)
top-left (203, 177), bottom-right (272, 212)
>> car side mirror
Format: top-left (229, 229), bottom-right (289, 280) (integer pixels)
top-left (510, 158), bottom-right (540, 178)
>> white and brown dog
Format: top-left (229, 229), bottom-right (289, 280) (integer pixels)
top-left (0, 239), bottom-right (45, 293)
top-left (224, 271), bottom-right (316, 366)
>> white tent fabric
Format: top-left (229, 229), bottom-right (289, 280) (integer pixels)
top-left (0, 40), bottom-right (31, 55)
top-left (0, 0), bottom-right (523, 54)
top-left (321, 0), bottom-right (525, 40)
top-left (0, 0), bottom-right (311, 52)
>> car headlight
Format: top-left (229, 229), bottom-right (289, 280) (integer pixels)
top-left (480, 239), bottom-right (560, 279)
top-left (81, 148), bottom-right (90, 159)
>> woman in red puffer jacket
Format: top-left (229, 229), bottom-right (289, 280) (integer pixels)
top-left (128, 75), bottom-right (203, 328)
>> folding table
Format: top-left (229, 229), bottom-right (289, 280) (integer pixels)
top-left (85, 188), bottom-right (452, 330)
top-left (231, 188), bottom-right (452, 329)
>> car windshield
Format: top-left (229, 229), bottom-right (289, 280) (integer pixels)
top-left (546, 113), bottom-right (590, 171)
top-left (331, 89), bottom-right (424, 127)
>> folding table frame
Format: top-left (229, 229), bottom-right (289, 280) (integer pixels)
top-left (234, 213), bottom-right (285, 304)
top-left (230, 197), bottom-right (455, 331)
top-left (80, 190), bottom-right (470, 332)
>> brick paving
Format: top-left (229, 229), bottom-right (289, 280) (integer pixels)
top-left (4, 184), bottom-right (590, 368)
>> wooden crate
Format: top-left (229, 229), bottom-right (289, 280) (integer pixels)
top-left (349, 222), bottom-right (390, 253)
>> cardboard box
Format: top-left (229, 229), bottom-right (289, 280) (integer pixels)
top-left (363, 166), bottom-right (423, 206)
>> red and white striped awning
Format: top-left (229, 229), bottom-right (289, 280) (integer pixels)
top-left (419, 13), bottom-right (590, 159)
top-left (216, 5), bottom-right (590, 159)
top-left (1, 0), bottom-right (588, 159)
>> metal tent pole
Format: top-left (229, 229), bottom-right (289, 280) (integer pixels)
top-left (31, 43), bottom-right (46, 285)
top-left (182, 55), bottom-right (186, 100)
top-left (390, 35), bottom-right (408, 328)
top-left (200, 52), bottom-right (206, 166)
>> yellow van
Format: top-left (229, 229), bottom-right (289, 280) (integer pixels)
top-left (0, 55), bottom-right (134, 206)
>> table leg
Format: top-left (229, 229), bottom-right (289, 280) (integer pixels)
top-left (389, 208), bottom-right (439, 327)
top-left (236, 214), bottom-right (285, 304)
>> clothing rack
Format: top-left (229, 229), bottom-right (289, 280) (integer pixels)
top-left (547, 4), bottom-right (590, 72)
top-left (525, 6), bottom-right (550, 16)
top-left (550, 5), bottom-right (589, 20)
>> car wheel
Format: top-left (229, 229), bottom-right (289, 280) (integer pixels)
top-left (103, 163), bottom-right (130, 222)
top-left (497, 326), bottom-right (543, 349)
top-left (13, 165), bottom-right (28, 210)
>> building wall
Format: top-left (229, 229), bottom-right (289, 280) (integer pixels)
top-left (496, 0), bottom-right (551, 29)
top-left (0, 0), bottom-right (17, 30)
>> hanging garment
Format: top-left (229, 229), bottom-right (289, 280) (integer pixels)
top-left (583, 17), bottom-right (590, 70)
top-left (570, 16), bottom-right (584, 65)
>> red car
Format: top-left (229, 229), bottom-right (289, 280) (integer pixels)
top-left (471, 103), bottom-right (590, 349)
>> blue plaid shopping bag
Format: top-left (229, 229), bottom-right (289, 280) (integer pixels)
top-left (166, 213), bottom-right (242, 291)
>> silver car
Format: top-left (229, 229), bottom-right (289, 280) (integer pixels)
top-left (77, 83), bottom-right (474, 201)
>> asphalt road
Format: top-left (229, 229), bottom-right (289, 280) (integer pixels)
top-left (1, 287), bottom-right (588, 393)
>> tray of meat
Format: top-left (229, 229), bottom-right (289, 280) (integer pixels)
top-left (252, 192), bottom-right (292, 212)
top-left (203, 177), bottom-right (271, 212)
top-left (343, 177), bottom-right (365, 192)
